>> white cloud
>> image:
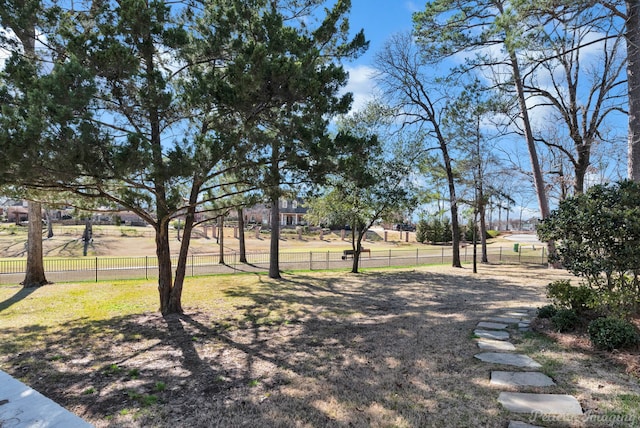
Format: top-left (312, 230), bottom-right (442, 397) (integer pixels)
top-left (343, 64), bottom-right (378, 113)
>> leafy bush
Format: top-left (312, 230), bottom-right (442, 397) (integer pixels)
top-left (590, 286), bottom-right (639, 320)
top-left (546, 280), bottom-right (594, 314)
top-left (551, 309), bottom-right (580, 332)
top-left (537, 180), bottom-right (640, 317)
top-left (537, 304), bottom-right (558, 319)
top-left (588, 317), bottom-right (639, 351)
top-left (487, 230), bottom-right (500, 238)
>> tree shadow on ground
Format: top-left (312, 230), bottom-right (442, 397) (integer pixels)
top-left (0, 266), bottom-right (576, 427)
top-left (0, 286), bottom-right (37, 312)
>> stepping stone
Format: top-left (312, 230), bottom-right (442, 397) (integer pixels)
top-left (477, 321), bottom-right (509, 330)
top-left (498, 392), bottom-right (583, 415)
top-left (474, 329), bottom-right (510, 341)
top-left (474, 352), bottom-right (542, 368)
top-left (477, 339), bottom-right (516, 351)
top-left (506, 311), bottom-right (530, 318)
top-left (491, 371), bottom-right (555, 387)
top-left (487, 316), bottom-right (521, 324)
top-left (508, 422), bottom-right (543, 428)
top-left (518, 322), bottom-right (530, 328)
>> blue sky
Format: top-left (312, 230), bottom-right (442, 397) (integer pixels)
top-left (349, 0), bottom-right (418, 58)
top-left (344, 1), bottom-right (420, 111)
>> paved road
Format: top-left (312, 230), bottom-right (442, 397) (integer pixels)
top-left (504, 234), bottom-right (543, 244)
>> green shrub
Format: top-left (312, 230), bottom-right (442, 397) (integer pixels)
top-left (590, 286), bottom-right (639, 320)
top-left (551, 309), bottom-right (580, 332)
top-left (537, 181), bottom-right (640, 317)
top-left (588, 317), bottom-right (639, 351)
top-left (546, 280), bottom-right (594, 314)
top-left (537, 304), bottom-right (558, 319)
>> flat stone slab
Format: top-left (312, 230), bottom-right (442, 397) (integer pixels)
top-left (508, 422), bottom-right (543, 428)
top-left (477, 321), bottom-right (509, 330)
top-left (477, 339), bottom-right (516, 351)
top-left (487, 316), bottom-right (521, 324)
top-left (491, 371), bottom-right (555, 387)
top-left (474, 352), bottom-right (542, 368)
top-left (506, 311), bottom-right (530, 317)
top-left (474, 329), bottom-right (510, 341)
top-left (498, 392), bottom-right (583, 415)
top-left (0, 370), bottom-right (93, 427)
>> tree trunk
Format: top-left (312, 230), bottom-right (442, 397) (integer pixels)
top-left (508, 52), bottom-right (551, 219)
top-left (82, 218), bottom-right (92, 257)
top-left (478, 193), bottom-right (488, 264)
top-left (22, 201), bottom-right (48, 288)
top-left (157, 219), bottom-right (177, 315)
top-left (172, 205), bottom-right (198, 315)
top-left (218, 215), bottom-right (225, 264)
top-left (269, 197), bottom-right (281, 279)
top-left (18, 15), bottom-right (46, 288)
top-left (238, 207), bottom-right (247, 263)
top-left (444, 157), bottom-right (462, 268)
top-left (472, 209), bottom-right (478, 274)
top-left (46, 209), bottom-right (53, 238)
top-left (507, 44), bottom-right (562, 266)
top-left (351, 226), bottom-right (366, 273)
top-left (627, 0), bottom-right (640, 181)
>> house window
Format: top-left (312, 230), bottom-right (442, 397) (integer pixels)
top-left (281, 199), bottom-right (288, 209)
top-left (292, 200), bottom-right (298, 209)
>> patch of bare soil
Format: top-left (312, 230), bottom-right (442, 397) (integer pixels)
top-left (5, 265), bottom-right (637, 427)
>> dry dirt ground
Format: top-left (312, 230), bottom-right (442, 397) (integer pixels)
top-left (2, 265), bottom-right (638, 427)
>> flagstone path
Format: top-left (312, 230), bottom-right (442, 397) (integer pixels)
top-left (473, 308), bottom-right (584, 427)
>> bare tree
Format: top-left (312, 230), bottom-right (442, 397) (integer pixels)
top-left (374, 32), bottom-right (462, 267)
top-left (521, 8), bottom-right (627, 193)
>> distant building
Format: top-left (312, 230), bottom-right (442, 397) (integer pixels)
top-left (242, 198), bottom-right (307, 226)
top-left (116, 211), bottom-right (147, 226)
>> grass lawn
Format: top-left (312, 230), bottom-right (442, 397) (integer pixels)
top-left (1, 265), bottom-right (637, 427)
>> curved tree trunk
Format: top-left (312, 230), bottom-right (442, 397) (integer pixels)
top-left (440, 142), bottom-right (461, 267)
top-left (351, 226), bottom-right (366, 273)
top-left (172, 202), bottom-right (198, 315)
top-left (22, 201), bottom-right (48, 288)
